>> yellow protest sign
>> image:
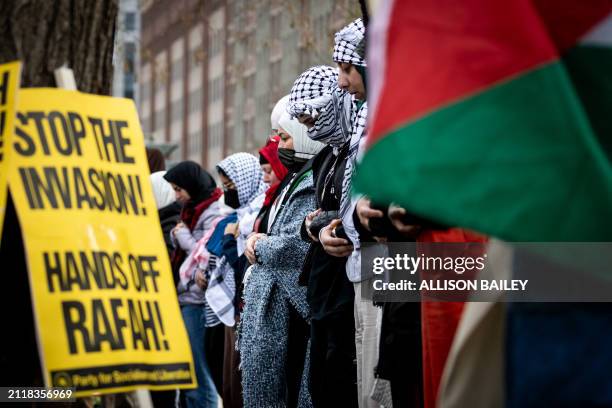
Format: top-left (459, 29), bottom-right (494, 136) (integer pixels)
top-left (0, 61), bottom-right (21, 243)
top-left (8, 88), bottom-right (196, 396)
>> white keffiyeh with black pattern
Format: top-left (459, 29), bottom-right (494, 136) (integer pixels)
top-left (341, 101), bottom-right (367, 218)
top-left (217, 152), bottom-right (267, 207)
top-left (333, 18), bottom-right (367, 67)
top-left (288, 66), bottom-right (352, 151)
top-left (287, 65), bottom-right (338, 119)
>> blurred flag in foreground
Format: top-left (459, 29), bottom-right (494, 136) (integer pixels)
top-left (356, 0), bottom-right (612, 242)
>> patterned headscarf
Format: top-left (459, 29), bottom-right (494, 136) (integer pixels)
top-left (287, 65), bottom-right (338, 119)
top-left (287, 66), bottom-right (352, 149)
top-left (217, 153), bottom-right (267, 208)
top-left (333, 18), bottom-right (367, 67)
top-left (340, 102), bottom-right (368, 218)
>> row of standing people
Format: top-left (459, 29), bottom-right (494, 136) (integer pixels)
top-left (147, 17), bottom-right (482, 408)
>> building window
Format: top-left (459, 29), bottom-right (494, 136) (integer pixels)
top-left (140, 64), bottom-right (150, 104)
top-left (155, 109), bottom-right (165, 131)
top-left (125, 12), bottom-right (136, 31)
top-left (245, 75), bottom-right (254, 98)
top-left (218, 123), bottom-right (223, 148)
top-left (271, 14), bottom-right (279, 39)
top-left (124, 42), bottom-right (136, 73)
top-left (191, 47), bottom-right (204, 68)
top-left (209, 124), bottom-right (216, 149)
top-left (172, 99), bottom-right (184, 124)
top-left (208, 122), bottom-right (224, 150)
top-left (189, 88), bottom-right (202, 114)
top-left (270, 60), bottom-right (280, 101)
top-left (209, 77), bottom-right (223, 103)
top-left (172, 58), bottom-right (184, 82)
top-left (141, 116), bottom-right (150, 134)
top-left (210, 30), bottom-right (222, 57)
top-left (141, 81), bottom-right (149, 102)
top-left (189, 129), bottom-right (202, 155)
top-left (244, 117), bottom-right (254, 148)
top-left (123, 73), bottom-right (134, 99)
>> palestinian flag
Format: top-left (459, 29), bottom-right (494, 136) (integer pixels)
top-left (356, 0), bottom-right (612, 242)
top-left (437, 243), bottom-right (612, 408)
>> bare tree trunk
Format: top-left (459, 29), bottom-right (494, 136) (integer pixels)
top-left (0, 0), bottom-right (118, 394)
top-left (0, 0), bottom-right (118, 94)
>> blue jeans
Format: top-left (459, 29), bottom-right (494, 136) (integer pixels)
top-left (181, 305), bottom-right (218, 408)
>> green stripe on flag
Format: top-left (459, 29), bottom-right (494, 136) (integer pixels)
top-left (564, 45), bottom-right (612, 160)
top-left (355, 61), bottom-right (612, 242)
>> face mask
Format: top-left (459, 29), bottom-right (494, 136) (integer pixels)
top-left (277, 148), bottom-right (295, 169)
top-left (278, 148), bottom-right (307, 172)
top-left (224, 188), bottom-right (240, 209)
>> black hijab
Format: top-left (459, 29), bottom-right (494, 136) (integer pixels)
top-left (163, 161), bottom-right (217, 205)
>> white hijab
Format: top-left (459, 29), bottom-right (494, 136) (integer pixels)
top-left (278, 111), bottom-right (325, 160)
top-left (150, 171), bottom-right (176, 209)
top-left (271, 95), bottom-right (290, 131)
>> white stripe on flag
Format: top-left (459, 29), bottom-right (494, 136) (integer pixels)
top-left (581, 12), bottom-right (612, 46)
top-left (367, 0), bottom-right (395, 139)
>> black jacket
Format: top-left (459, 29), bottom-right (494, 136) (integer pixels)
top-left (300, 145), bottom-right (355, 319)
top-left (158, 202), bottom-right (181, 259)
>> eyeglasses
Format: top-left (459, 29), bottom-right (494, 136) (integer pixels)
top-left (222, 180), bottom-right (236, 190)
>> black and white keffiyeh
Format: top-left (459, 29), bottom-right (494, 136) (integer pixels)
top-left (287, 65), bottom-right (338, 119)
top-left (287, 65), bottom-right (353, 150)
top-left (305, 89), bottom-right (354, 150)
top-left (333, 18), bottom-right (367, 67)
top-left (287, 19), bottom-right (369, 232)
top-left (208, 153), bottom-right (266, 327)
top-left (217, 152), bottom-right (267, 208)
top-left (338, 102), bottom-right (368, 284)
top-left (340, 101), bottom-right (367, 218)
top-left (287, 65), bottom-right (367, 212)
top-left (205, 256), bottom-right (236, 326)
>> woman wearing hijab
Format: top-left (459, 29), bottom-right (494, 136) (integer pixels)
top-left (163, 161), bottom-right (224, 408)
top-left (240, 111), bottom-right (324, 408)
top-left (206, 153), bottom-right (267, 324)
top-left (146, 147), bottom-right (166, 173)
top-left (148, 170), bottom-right (182, 408)
top-left (150, 171), bottom-right (181, 256)
top-left (220, 109), bottom-right (289, 408)
top-left (250, 96), bottom-right (292, 237)
top-left (286, 62), bottom-right (363, 407)
top-left (200, 152), bottom-right (266, 408)
top-left (288, 21), bottom-right (377, 406)
top-left (325, 19), bottom-right (381, 408)
top-left (254, 135), bottom-right (288, 234)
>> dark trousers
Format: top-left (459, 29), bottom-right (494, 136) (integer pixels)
top-left (309, 310), bottom-right (358, 408)
top-left (286, 305), bottom-right (310, 408)
top-left (222, 325), bottom-right (243, 408)
top-left (150, 390), bottom-right (177, 407)
top-left (378, 302), bottom-right (423, 408)
top-left (204, 323), bottom-right (226, 396)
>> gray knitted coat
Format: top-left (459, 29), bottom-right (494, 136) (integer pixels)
top-left (239, 172), bottom-right (315, 408)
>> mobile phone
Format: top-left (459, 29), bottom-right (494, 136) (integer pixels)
top-left (368, 203), bottom-right (394, 237)
top-left (333, 225), bottom-right (349, 240)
